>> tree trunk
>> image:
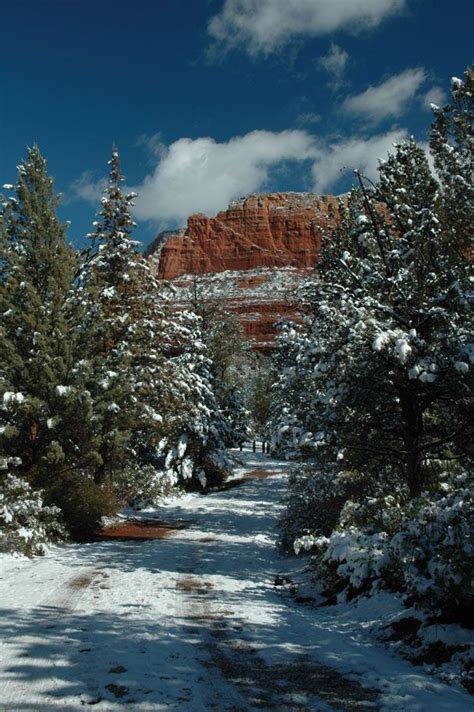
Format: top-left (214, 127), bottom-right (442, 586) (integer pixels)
top-left (402, 394), bottom-right (424, 498)
top-left (406, 444), bottom-right (424, 498)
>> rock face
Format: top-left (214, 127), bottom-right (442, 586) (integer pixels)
top-left (146, 193), bottom-right (341, 350)
top-left (164, 267), bottom-right (309, 353)
top-left (146, 193), bottom-right (340, 280)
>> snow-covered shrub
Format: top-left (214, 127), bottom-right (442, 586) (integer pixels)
top-left (302, 476), bottom-right (473, 619)
top-left (314, 527), bottom-right (392, 598)
top-left (338, 493), bottom-right (407, 537)
top-left (301, 494), bottom-right (406, 596)
top-left (390, 482), bottom-right (473, 618)
top-left (0, 473), bottom-right (65, 556)
top-left (278, 464), bottom-right (370, 552)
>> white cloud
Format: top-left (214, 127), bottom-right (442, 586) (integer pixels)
top-left (68, 171), bottom-right (107, 205)
top-left (342, 68), bottom-right (426, 123)
top-left (311, 129), bottom-right (407, 193)
top-left (422, 86), bottom-right (446, 110)
top-left (135, 132), bottom-right (167, 159)
top-left (318, 43), bottom-right (348, 86)
top-left (296, 111), bottom-right (321, 126)
top-left (132, 130), bottom-right (318, 225)
top-left (208, 0), bottom-right (406, 55)
top-left (72, 128), bottom-right (413, 226)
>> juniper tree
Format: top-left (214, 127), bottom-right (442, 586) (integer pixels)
top-left (0, 147), bottom-right (94, 495)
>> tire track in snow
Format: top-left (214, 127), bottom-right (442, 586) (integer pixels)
top-left (41, 569), bottom-right (108, 611)
top-left (171, 466), bottom-right (380, 711)
top-left (0, 569), bottom-right (112, 710)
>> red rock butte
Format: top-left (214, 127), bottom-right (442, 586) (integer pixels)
top-left (146, 193), bottom-right (340, 279)
top-left (146, 192), bottom-right (341, 350)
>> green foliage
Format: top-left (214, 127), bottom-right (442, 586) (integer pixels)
top-left (46, 472), bottom-right (117, 542)
top-left (272, 69), bottom-right (473, 498)
top-left (0, 146), bottom-right (241, 547)
top-left (297, 475), bottom-right (474, 622)
top-left (187, 277), bottom-right (251, 447)
top-left (275, 68), bottom-right (474, 624)
top-left (0, 472), bottom-right (66, 556)
top-left (75, 152), bottom-right (180, 493)
top-left (246, 355), bottom-right (274, 439)
top-left (0, 147), bottom-right (99, 510)
top-left (278, 464), bottom-right (371, 552)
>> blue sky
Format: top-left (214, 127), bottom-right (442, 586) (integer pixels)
top-left (1, 0), bottom-right (472, 249)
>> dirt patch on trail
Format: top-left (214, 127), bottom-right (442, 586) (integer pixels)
top-left (211, 469), bottom-right (283, 492)
top-left (176, 572), bottom-right (379, 711)
top-left (96, 518), bottom-right (190, 541)
top-left (243, 468), bottom-right (281, 480)
top-left (67, 572), bottom-right (98, 590)
top-left (176, 577), bottom-right (214, 594)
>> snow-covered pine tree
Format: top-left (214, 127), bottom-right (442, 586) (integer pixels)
top-left (186, 277), bottom-right (250, 448)
top-left (273, 69), bottom-right (473, 501)
top-left (0, 147), bottom-right (95, 503)
top-left (75, 150), bottom-right (181, 506)
top-left (164, 308), bottom-right (234, 490)
top-left (269, 317), bottom-right (323, 460)
top-left (430, 66), bottom-right (473, 256)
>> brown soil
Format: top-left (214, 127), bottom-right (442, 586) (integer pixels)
top-left (211, 468), bottom-right (283, 492)
top-left (66, 572), bottom-right (97, 590)
top-left (96, 518), bottom-right (190, 542)
top-left (243, 468), bottom-right (281, 480)
top-left (176, 577), bottom-right (214, 593)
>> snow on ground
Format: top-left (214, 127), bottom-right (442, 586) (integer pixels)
top-left (0, 447), bottom-right (472, 711)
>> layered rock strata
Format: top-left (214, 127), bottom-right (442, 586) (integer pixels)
top-left (146, 192), bottom-right (341, 349)
top-left (146, 192), bottom-right (340, 280)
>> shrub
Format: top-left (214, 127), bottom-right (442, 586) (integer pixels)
top-left (390, 481), bottom-right (473, 619)
top-left (298, 474), bottom-right (473, 620)
top-left (278, 464), bottom-right (371, 552)
top-left (314, 527), bottom-right (391, 597)
top-left (46, 472), bottom-right (118, 541)
top-left (0, 473), bottom-right (66, 556)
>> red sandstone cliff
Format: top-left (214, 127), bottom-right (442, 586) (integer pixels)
top-left (146, 192), bottom-right (340, 280)
top-left (146, 192), bottom-right (341, 350)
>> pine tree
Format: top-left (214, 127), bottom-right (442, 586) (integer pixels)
top-left (0, 147), bottom-right (94, 494)
top-left (430, 66), bottom-right (473, 255)
top-left (166, 309), bottom-right (234, 489)
top-left (272, 70), bottom-right (473, 499)
top-left (187, 277), bottom-right (250, 447)
top-left (76, 150), bottom-right (179, 503)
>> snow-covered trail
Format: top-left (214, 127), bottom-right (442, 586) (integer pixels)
top-left (0, 449), bottom-right (472, 711)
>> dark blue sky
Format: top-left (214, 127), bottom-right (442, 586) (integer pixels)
top-left (1, 0), bottom-right (472, 249)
